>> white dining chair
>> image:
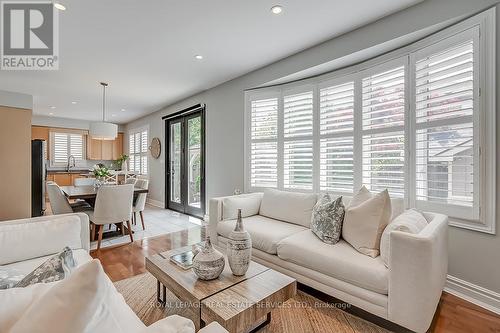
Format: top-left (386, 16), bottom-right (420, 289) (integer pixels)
top-left (46, 183), bottom-right (91, 214)
top-left (84, 184), bottom-right (134, 250)
top-left (125, 178), bottom-right (137, 185)
top-left (132, 179), bottom-right (148, 230)
top-left (74, 178), bottom-right (96, 186)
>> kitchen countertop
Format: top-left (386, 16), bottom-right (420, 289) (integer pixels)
top-left (47, 169), bottom-right (91, 174)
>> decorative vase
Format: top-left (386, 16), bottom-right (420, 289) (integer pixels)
top-left (192, 236), bottom-right (225, 280)
top-left (121, 161), bottom-right (128, 172)
top-left (227, 209), bottom-right (252, 276)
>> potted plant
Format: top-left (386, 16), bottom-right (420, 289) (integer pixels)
top-left (92, 164), bottom-right (111, 187)
top-left (116, 154), bottom-right (129, 171)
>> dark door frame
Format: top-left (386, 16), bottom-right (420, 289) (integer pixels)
top-left (164, 104), bottom-right (206, 218)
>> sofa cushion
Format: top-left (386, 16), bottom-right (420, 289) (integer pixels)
top-left (259, 189), bottom-right (317, 227)
top-left (0, 215), bottom-right (83, 265)
top-left (3, 249), bottom-right (92, 276)
top-left (277, 230), bottom-right (389, 294)
top-left (217, 215), bottom-right (307, 254)
top-left (380, 209), bottom-right (428, 267)
top-left (223, 193), bottom-right (262, 220)
top-left (311, 194), bottom-right (345, 245)
top-left (342, 187), bottom-right (392, 258)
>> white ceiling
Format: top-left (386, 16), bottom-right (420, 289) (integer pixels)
top-left (0, 0), bottom-right (422, 124)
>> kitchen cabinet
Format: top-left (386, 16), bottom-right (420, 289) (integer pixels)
top-left (86, 132), bottom-right (123, 160)
top-left (52, 173), bottom-right (72, 186)
top-left (112, 133), bottom-right (124, 160)
top-left (31, 126), bottom-right (50, 159)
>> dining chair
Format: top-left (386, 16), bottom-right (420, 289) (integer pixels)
top-left (74, 178), bottom-right (96, 186)
top-left (84, 184), bottom-right (134, 250)
top-left (46, 183), bottom-right (91, 214)
top-left (132, 179), bottom-right (148, 230)
top-left (125, 178), bottom-right (137, 185)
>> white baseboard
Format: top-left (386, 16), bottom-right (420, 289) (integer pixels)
top-left (146, 198), bottom-right (164, 208)
top-left (445, 275), bottom-right (500, 315)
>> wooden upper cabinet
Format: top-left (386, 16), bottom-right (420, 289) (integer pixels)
top-left (86, 132), bottom-right (123, 161)
top-left (31, 126), bottom-right (50, 159)
top-left (101, 140), bottom-right (113, 160)
top-left (112, 133), bottom-right (124, 160)
top-left (86, 136), bottom-right (103, 160)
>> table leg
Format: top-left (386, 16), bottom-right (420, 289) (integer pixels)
top-left (156, 280), bottom-right (166, 306)
top-left (250, 312), bottom-right (271, 332)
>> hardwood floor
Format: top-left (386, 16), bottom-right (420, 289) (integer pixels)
top-left (91, 227), bottom-right (500, 333)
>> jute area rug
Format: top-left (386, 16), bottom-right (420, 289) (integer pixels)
top-left (114, 272), bottom-right (392, 333)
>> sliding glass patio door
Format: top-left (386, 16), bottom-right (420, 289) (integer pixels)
top-left (166, 107), bottom-right (205, 218)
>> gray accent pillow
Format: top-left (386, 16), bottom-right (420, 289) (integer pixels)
top-left (311, 194), bottom-right (345, 245)
top-left (0, 267), bottom-right (25, 289)
top-left (15, 247), bottom-right (76, 288)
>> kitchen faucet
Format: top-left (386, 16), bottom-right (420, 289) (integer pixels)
top-left (67, 155), bottom-right (76, 172)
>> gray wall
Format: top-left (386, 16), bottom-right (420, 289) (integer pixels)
top-left (126, 0), bottom-right (500, 293)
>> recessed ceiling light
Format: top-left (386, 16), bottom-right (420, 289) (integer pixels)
top-left (50, 106), bottom-right (56, 109)
top-left (121, 108), bottom-right (126, 112)
top-left (49, 112), bottom-right (54, 115)
top-left (194, 55), bottom-right (203, 60)
top-left (53, 2), bottom-right (66, 11)
top-left (271, 5), bottom-right (283, 14)
top-left (71, 101), bottom-right (77, 104)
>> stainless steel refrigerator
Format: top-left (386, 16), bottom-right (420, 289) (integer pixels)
top-left (32, 139), bottom-right (46, 217)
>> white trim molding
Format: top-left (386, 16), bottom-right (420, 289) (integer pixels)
top-left (445, 275), bottom-right (500, 315)
top-left (146, 198), bottom-right (164, 208)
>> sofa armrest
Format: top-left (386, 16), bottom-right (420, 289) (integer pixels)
top-left (208, 193), bottom-right (263, 245)
top-left (198, 322), bottom-right (229, 333)
top-left (388, 212), bottom-right (448, 333)
top-left (0, 213), bottom-right (90, 252)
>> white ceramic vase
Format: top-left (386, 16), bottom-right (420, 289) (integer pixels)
top-left (192, 236), bottom-right (225, 280)
top-left (227, 209), bottom-right (252, 276)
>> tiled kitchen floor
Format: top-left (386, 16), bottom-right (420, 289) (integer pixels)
top-left (90, 205), bottom-right (205, 250)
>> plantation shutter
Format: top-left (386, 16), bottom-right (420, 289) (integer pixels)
top-left (52, 132), bottom-right (85, 166)
top-left (129, 129), bottom-right (149, 174)
top-left (413, 32), bottom-right (477, 219)
top-left (250, 97), bottom-right (278, 188)
top-left (319, 81), bottom-right (355, 193)
top-left (361, 63), bottom-right (406, 197)
top-left (283, 90), bottom-right (313, 190)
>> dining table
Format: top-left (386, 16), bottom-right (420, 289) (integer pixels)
top-left (60, 185), bottom-right (149, 240)
top-left (60, 185), bottom-right (148, 206)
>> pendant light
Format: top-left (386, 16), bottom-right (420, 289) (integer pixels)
top-left (89, 82), bottom-right (117, 140)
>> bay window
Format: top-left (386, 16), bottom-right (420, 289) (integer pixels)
top-left (245, 9), bottom-right (495, 233)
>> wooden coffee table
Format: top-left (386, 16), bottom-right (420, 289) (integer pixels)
top-left (145, 246), bottom-right (296, 332)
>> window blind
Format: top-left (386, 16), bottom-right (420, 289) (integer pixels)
top-left (284, 91), bottom-right (313, 190)
top-left (129, 129), bottom-right (149, 175)
top-left (52, 132), bottom-right (84, 166)
top-left (415, 40), bottom-right (475, 209)
top-left (250, 97), bottom-right (278, 188)
top-left (362, 66), bottom-right (406, 197)
top-left (319, 81), bottom-right (355, 192)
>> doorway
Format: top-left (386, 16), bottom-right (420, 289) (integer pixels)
top-left (165, 105), bottom-right (205, 218)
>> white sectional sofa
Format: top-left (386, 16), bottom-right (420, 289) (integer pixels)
top-left (0, 213), bottom-right (226, 333)
top-left (209, 190), bottom-right (448, 333)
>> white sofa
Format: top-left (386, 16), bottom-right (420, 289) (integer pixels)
top-left (209, 191), bottom-right (448, 333)
top-left (0, 213), bottom-right (226, 333)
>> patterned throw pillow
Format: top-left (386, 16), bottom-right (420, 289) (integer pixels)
top-left (15, 247), bottom-right (76, 288)
top-left (311, 194), bottom-right (345, 245)
top-left (0, 267), bottom-right (25, 289)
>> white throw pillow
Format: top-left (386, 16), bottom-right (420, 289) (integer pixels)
top-left (342, 186), bottom-right (391, 257)
top-left (9, 259), bottom-right (107, 333)
top-left (0, 215), bottom-right (82, 265)
top-left (259, 189), bottom-right (317, 227)
top-left (380, 209), bottom-right (428, 267)
top-left (223, 194), bottom-right (262, 220)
